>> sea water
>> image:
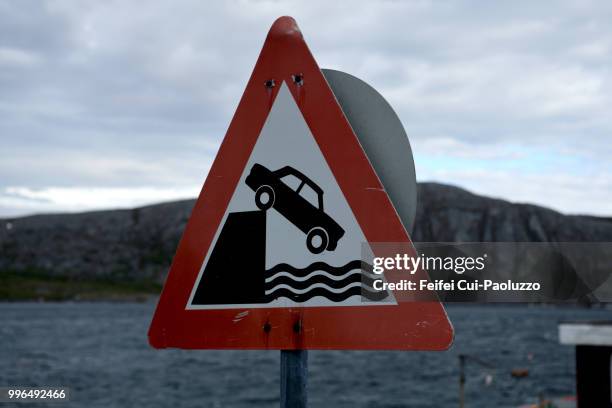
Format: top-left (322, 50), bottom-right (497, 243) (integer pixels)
top-left (1, 302), bottom-right (609, 408)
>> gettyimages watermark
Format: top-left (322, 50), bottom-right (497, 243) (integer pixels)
top-left (360, 242), bottom-right (612, 303)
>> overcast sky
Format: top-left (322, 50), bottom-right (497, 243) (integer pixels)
top-left (1, 0), bottom-right (611, 217)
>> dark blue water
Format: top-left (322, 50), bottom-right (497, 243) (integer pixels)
top-left (0, 302), bottom-right (609, 407)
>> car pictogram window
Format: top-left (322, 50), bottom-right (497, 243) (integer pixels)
top-left (299, 183), bottom-right (320, 209)
top-left (279, 174), bottom-right (302, 191)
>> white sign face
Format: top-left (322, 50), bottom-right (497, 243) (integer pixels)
top-left (187, 83), bottom-right (393, 310)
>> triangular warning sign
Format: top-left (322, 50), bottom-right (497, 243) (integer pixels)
top-left (149, 16), bottom-right (453, 350)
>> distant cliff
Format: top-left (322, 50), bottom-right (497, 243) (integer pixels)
top-left (1, 182), bottom-right (611, 299)
top-left (413, 183), bottom-right (612, 242)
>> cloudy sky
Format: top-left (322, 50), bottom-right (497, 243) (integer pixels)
top-left (1, 0), bottom-right (611, 217)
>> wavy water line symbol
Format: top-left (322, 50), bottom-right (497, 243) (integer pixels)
top-left (265, 269), bottom-right (363, 283)
top-left (264, 285), bottom-right (387, 303)
top-left (264, 260), bottom-right (388, 303)
top-left (264, 260), bottom-right (372, 278)
top-left (265, 272), bottom-right (378, 291)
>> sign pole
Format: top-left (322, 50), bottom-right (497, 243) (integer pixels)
top-left (458, 354), bottom-right (465, 408)
top-left (280, 350), bottom-right (308, 408)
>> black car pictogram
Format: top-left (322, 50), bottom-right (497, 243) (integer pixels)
top-left (245, 163), bottom-right (345, 254)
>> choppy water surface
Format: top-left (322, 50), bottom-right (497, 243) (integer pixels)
top-left (1, 302), bottom-right (609, 407)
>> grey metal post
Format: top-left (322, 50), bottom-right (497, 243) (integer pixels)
top-left (280, 350), bottom-right (308, 408)
top-left (459, 354), bottom-right (465, 408)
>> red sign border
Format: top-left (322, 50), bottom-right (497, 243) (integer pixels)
top-left (148, 16), bottom-right (453, 350)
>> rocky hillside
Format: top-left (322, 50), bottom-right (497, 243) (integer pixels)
top-left (1, 182), bottom-right (612, 288)
top-left (413, 183), bottom-right (612, 242)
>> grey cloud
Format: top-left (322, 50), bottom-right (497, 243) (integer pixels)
top-left (0, 0), bottom-right (611, 215)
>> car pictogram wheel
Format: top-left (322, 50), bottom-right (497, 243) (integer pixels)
top-left (255, 185), bottom-right (275, 210)
top-left (306, 227), bottom-right (329, 254)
